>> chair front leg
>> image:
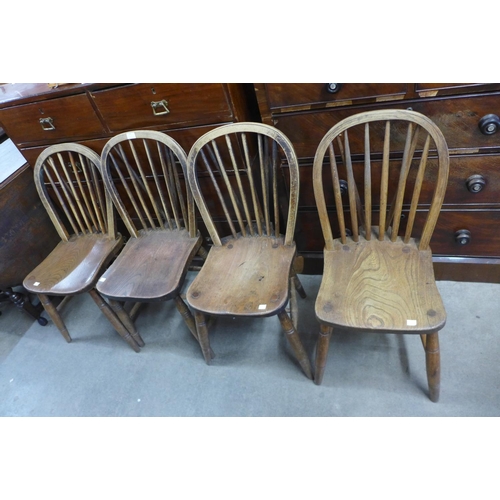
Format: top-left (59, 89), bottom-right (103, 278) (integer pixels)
top-left (38, 293), bottom-right (72, 342)
top-left (108, 298), bottom-right (145, 347)
top-left (88, 289), bottom-right (140, 353)
top-left (425, 331), bottom-right (440, 402)
top-left (314, 324), bottom-right (333, 385)
top-left (278, 310), bottom-right (313, 380)
top-left (194, 310), bottom-right (213, 364)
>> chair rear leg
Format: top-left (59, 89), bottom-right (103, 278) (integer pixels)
top-left (291, 271), bottom-right (307, 299)
top-left (278, 310), bottom-right (313, 379)
top-left (38, 293), bottom-right (72, 342)
top-left (108, 299), bottom-right (145, 347)
top-left (194, 310), bottom-right (213, 364)
top-left (88, 289), bottom-right (140, 353)
top-left (425, 331), bottom-right (440, 402)
top-left (314, 324), bottom-right (333, 385)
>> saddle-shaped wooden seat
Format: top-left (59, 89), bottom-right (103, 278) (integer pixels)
top-left (97, 228), bottom-right (201, 302)
top-left (188, 235), bottom-right (296, 317)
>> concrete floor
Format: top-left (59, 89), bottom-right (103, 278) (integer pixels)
top-left (1, 274), bottom-right (499, 416)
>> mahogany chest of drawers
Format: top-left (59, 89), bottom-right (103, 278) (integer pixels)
top-left (254, 83), bottom-right (500, 282)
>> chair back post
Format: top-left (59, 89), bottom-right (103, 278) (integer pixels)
top-left (100, 130), bottom-right (196, 239)
top-left (313, 109), bottom-right (449, 251)
top-left (187, 122), bottom-right (299, 247)
top-left (34, 143), bottom-right (115, 240)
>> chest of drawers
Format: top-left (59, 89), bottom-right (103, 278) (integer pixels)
top-left (254, 83), bottom-right (500, 282)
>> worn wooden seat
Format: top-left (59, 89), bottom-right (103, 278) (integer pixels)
top-left (96, 130), bottom-right (203, 346)
top-left (23, 144), bottom-right (142, 352)
top-left (186, 122), bottom-right (312, 379)
top-left (313, 109), bottom-right (449, 401)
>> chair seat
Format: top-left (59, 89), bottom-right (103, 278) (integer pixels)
top-left (315, 237), bottom-right (446, 333)
top-left (23, 233), bottom-right (122, 295)
top-left (97, 228), bottom-right (202, 301)
top-left (187, 235), bottom-right (296, 317)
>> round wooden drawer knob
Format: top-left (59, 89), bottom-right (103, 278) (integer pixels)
top-left (478, 114), bottom-right (500, 135)
top-left (455, 229), bottom-right (471, 245)
top-left (466, 174), bottom-right (486, 193)
top-left (326, 83), bottom-right (342, 94)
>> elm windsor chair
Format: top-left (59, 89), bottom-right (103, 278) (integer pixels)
top-left (312, 109), bottom-right (449, 402)
top-left (23, 143), bottom-right (142, 352)
top-left (185, 122), bottom-right (312, 379)
top-left (96, 130), bottom-right (203, 349)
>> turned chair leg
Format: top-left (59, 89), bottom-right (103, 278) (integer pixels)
top-left (278, 310), bottom-right (313, 380)
top-left (108, 299), bottom-right (145, 347)
top-left (424, 332), bottom-right (440, 402)
top-left (174, 295), bottom-right (199, 341)
top-left (288, 278), bottom-right (299, 330)
top-left (314, 324), bottom-right (333, 385)
top-left (88, 289), bottom-right (140, 353)
top-left (38, 293), bottom-right (72, 342)
top-left (194, 310), bottom-right (213, 364)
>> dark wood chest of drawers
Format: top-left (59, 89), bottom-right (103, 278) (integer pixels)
top-left (255, 83), bottom-right (500, 282)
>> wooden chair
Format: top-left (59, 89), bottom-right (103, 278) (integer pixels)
top-left (312, 109), bottom-right (449, 401)
top-left (23, 143), bottom-right (142, 352)
top-left (185, 122), bottom-right (312, 379)
top-left (96, 130), bottom-right (203, 348)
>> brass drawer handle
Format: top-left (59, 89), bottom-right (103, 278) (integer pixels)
top-left (478, 114), bottom-right (500, 135)
top-left (455, 229), bottom-right (471, 245)
top-left (39, 117), bottom-right (55, 131)
top-left (466, 174), bottom-right (486, 193)
top-left (151, 100), bottom-right (170, 116)
top-left (326, 83), bottom-right (342, 94)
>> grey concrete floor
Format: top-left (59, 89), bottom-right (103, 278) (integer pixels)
top-left (1, 273), bottom-right (499, 416)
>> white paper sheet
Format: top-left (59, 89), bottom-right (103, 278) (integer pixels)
top-left (0, 138), bottom-right (27, 183)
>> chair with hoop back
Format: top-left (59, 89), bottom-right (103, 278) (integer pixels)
top-left (312, 109), bottom-right (449, 401)
top-left (23, 143), bottom-right (142, 352)
top-left (185, 122), bottom-right (312, 379)
top-left (96, 130), bottom-right (204, 349)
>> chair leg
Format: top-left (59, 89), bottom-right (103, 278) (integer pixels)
top-left (38, 293), bottom-right (72, 342)
top-left (88, 289), bottom-right (140, 353)
top-left (314, 324), bottom-right (333, 385)
top-left (108, 299), bottom-right (145, 347)
top-left (194, 310), bottom-right (213, 364)
top-left (278, 310), bottom-right (313, 380)
top-left (288, 277), bottom-right (299, 330)
top-left (174, 295), bottom-right (199, 341)
top-left (424, 332), bottom-right (440, 402)
top-left (291, 272), bottom-right (307, 299)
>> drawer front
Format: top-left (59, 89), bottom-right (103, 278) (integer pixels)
top-left (294, 209), bottom-right (500, 258)
top-left (416, 83), bottom-right (500, 97)
top-left (277, 93), bottom-right (500, 160)
top-left (265, 83), bottom-right (408, 109)
top-left (0, 94), bottom-right (106, 146)
top-left (290, 153), bottom-right (500, 209)
top-left (90, 84), bottom-right (234, 132)
top-left (430, 210), bottom-right (500, 257)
